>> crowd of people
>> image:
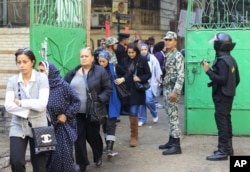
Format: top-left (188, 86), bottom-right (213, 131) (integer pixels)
top-left (4, 31), bottom-right (239, 172)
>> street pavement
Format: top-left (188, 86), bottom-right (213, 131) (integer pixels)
top-left (1, 95), bottom-right (250, 172)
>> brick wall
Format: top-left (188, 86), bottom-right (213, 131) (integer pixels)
top-left (0, 28), bottom-right (29, 102)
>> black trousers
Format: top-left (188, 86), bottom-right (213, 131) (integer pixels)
top-left (74, 113), bottom-right (103, 166)
top-left (213, 95), bottom-right (233, 149)
top-left (10, 136), bottom-right (46, 172)
top-left (102, 117), bottom-right (117, 139)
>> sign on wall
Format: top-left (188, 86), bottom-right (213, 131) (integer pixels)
top-left (112, 0), bottom-right (128, 23)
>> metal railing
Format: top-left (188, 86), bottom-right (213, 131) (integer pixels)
top-left (188, 0), bottom-right (250, 30)
top-left (32, 0), bottom-right (84, 28)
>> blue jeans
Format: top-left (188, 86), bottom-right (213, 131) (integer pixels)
top-left (138, 89), bottom-right (158, 123)
top-left (130, 105), bottom-right (140, 117)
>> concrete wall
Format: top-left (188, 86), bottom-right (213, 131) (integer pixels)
top-left (160, 0), bottom-right (178, 31)
top-left (0, 28), bottom-right (30, 103)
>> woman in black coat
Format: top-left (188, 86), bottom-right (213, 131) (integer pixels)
top-left (64, 47), bottom-right (112, 172)
top-left (115, 43), bottom-right (151, 147)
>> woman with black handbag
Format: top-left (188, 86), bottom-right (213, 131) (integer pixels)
top-left (4, 48), bottom-right (49, 172)
top-left (64, 47), bottom-right (112, 172)
top-left (119, 43), bottom-right (151, 147)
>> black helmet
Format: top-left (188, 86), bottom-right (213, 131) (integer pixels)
top-left (214, 32), bottom-right (236, 51)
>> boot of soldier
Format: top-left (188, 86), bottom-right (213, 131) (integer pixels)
top-left (162, 138), bottom-right (182, 155)
top-left (106, 140), bottom-right (114, 158)
top-left (129, 116), bottom-right (138, 147)
top-left (159, 135), bottom-right (174, 149)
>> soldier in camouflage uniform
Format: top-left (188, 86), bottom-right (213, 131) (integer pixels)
top-left (105, 36), bottom-right (119, 65)
top-left (158, 31), bottom-right (184, 155)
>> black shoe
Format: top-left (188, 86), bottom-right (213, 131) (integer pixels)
top-left (206, 151), bottom-right (228, 161)
top-left (95, 156), bottom-right (102, 167)
top-left (116, 118), bottom-right (121, 123)
top-left (162, 145), bottom-right (182, 155)
top-left (120, 111), bottom-right (130, 116)
top-left (213, 149), bottom-right (234, 156)
top-left (159, 136), bottom-right (174, 150)
top-left (79, 165), bottom-right (86, 172)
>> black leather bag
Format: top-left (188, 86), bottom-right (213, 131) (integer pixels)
top-left (116, 83), bottom-right (130, 98)
top-left (89, 100), bottom-right (107, 125)
top-left (32, 126), bottom-right (57, 154)
top-left (134, 81), bottom-right (150, 91)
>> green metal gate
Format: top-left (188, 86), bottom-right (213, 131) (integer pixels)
top-left (30, 0), bottom-right (86, 76)
top-left (185, 0), bottom-right (250, 135)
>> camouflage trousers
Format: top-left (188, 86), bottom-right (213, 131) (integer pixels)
top-left (163, 86), bottom-right (181, 138)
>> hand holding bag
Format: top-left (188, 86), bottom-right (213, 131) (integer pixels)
top-left (134, 81), bottom-right (150, 91)
top-left (116, 82), bottom-right (130, 98)
top-left (134, 63), bottom-right (150, 91)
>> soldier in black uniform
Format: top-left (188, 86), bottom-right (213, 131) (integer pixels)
top-left (202, 32), bottom-right (240, 161)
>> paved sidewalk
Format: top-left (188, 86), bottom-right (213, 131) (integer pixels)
top-left (1, 96), bottom-right (250, 172)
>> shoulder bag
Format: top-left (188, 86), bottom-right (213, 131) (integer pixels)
top-left (83, 73), bottom-right (107, 125)
top-left (134, 63), bottom-right (150, 91)
top-left (18, 83), bottom-right (57, 154)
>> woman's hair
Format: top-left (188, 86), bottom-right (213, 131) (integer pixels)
top-left (127, 43), bottom-right (140, 57)
top-left (153, 41), bottom-right (165, 53)
top-left (15, 48), bottom-right (36, 67)
top-left (80, 47), bottom-right (94, 56)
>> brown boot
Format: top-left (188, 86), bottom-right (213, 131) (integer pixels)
top-left (129, 116), bottom-right (138, 147)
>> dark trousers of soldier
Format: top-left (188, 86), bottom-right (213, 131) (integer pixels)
top-left (75, 113), bottom-right (103, 166)
top-left (213, 95), bottom-right (233, 151)
top-left (10, 136), bottom-right (46, 172)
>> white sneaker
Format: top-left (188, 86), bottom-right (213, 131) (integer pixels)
top-left (153, 116), bottom-right (159, 123)
top-left (155, 103), bottom-right (164, 109)
top-left (138, 121), bottom-right (144, 127)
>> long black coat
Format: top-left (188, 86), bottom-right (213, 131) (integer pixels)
top-left (124, 56), bottom-right (151, 105)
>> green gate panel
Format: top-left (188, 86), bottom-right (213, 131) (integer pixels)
top-left (30, 0), bottom-right (86, 76)
top-left (30, 26), bottom-right (86, 76)
top-left (185, 0), bottom-right (250, 135)
top-left (186, 109), bottom-right (250, 135)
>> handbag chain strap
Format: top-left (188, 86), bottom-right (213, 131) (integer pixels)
top-left (82, 69), bottom-right (92, 101)
top-left (18, 83), bottom-right (32, 128)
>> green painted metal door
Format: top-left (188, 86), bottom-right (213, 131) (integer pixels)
top-left (185, 0), bottom-right (250, 135)
top-left (30, 0), bottom-right (86, 76)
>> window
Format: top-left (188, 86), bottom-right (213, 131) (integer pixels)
top-left (140, 0), bottom-right (160, 10)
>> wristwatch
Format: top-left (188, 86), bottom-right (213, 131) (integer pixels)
top-left (17, 102), bottom-right (22, 107)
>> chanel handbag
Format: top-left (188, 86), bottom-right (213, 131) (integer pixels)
top-left (32, 126), bottom-right (57, 154)
top-left (116, 83), bottom-right (130, 98)
top-left (134, 81), bottom-right (150, 91)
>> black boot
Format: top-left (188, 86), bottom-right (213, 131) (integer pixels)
top-left (159, 136), bottom-right (174, 149)
top-left (162, 138), bottom-right (182, 155)
top-left (207, 149), bottom-right (228, 161)
top-left (213, 140), bottom-right (234, 156)
top-left (106, 140), bottom-right (114, 158)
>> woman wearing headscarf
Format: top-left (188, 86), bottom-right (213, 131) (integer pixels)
top-left (64, 47), bottom-right (112, 172)
top-left (97, 50), bottom-right (121, 158)
top-left (38, 61), bottom-right (81, 172)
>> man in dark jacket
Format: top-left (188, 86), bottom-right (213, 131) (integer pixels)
top-left (115, 33), bottom-right (130, 115)
top-left (203, 32), bottom-right (240, 161)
